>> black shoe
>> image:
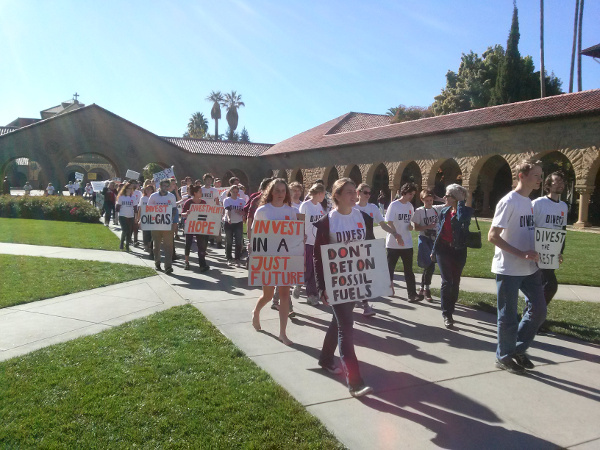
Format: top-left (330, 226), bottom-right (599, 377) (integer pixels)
top-left (408, 294), bottom-right (423, 303)
top-left (125, 245), bottom-right (130, 252)
top-left (495, 358), bottom-right (526, 374)
top-left (120, 242), bottom-right (124, 250)
top-left (165, 267), bottom-right (173, 275)
top-left (200, 265), bottom-right (210, 273)
top-left (155, 263), bottom-right (162, 271)
top-left (349, 385), bottom-right (373, 398)
top-left (443, 316), bottom-right (454, 328)
top-left (514, 354), bottom-right (535, 370)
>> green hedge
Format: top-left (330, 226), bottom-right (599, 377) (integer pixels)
top-left (0, 195), bottom-right (101, 223)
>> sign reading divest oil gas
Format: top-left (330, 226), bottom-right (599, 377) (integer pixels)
top-left (140, 204), bottom-right (173, 231)
top-left (321, 239), bottom-right (392, 304)
top-left (535, 227), bottom-right (566, 269)
top-left (248, 220), bottom-right (304, 286)
top-left (185, 203), bottom-right (224, 236)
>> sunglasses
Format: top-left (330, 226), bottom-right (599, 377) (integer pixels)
top-left (362, 191), bottom-right (371, 195)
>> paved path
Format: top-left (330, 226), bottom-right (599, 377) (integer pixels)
top-left (2, 235), bottom-right (600, 448)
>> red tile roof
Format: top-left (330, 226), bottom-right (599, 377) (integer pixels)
top-left (163, 137), bottom-right (272, 157)
top-left (326, 112), bottom-right (391, 134)
top-left (262, 89), bottom-right (600, 156)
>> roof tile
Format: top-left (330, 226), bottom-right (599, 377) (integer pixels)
top-left (163, 137), bottom-right (272, 157)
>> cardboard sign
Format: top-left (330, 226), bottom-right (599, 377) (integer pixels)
top-left (535, 227), bottom-right (566, 269)
top-left (95, 192), bottom-right (104, 209)
top-left (321, 239), bottom-right (392, 304)
top-left (75, 172), bottom-right (84, 181)
top-left (125, 169), bottom-right (140, 180)
top-left (248, 220), bottom-right (304, 286)
top-left (91, 181), bottom-right (105, 192)
top-left (153, 167), bottom-right (175, 187)
top-left (184, 203), bottom-right (224, 236)
top-left (139, 204), bottom-right (173, 231)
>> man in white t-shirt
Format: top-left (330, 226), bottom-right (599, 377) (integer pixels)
top-left (385, 182), bottom-right (418, 302)
top-left (532, 171), bottom-right (568, 332)
top-left (148, 179), bottom-right (178, 274)
top-left (489, 159), bottom-right (546, 374)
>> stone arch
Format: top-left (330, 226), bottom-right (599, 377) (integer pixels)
top-left (590, 165), bottom-right (600, 225)
top-left (323, 166), bottom-right (339, 191)
top-left (392, 160), bottom-right (422, 190)
top-left (1, 156), bottom-right (48, 189)
top-left (366, 163), bottom-right (390, 204)
top-left (426, 158), bottom-right (462, 198)
top-left (272, 169), bottom-right (287, 180)
top-left (343, 164), bottom-right (363, 186)
top-left (471, 155), bottom-right (512, 215)
top-left (289, 168), bottom-right (303, 185)
top-left (65, 165), bottom-right (87, 183)
top-left (87, 167), bottom-right (111, 182)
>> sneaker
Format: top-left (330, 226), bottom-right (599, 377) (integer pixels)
top-left (307, 295), bottom-right (320, 306)
top-left (288, 311), bottom-right (296, 318)
top-left (425, 288), bottom-right (433, 302)
top-left (165, 267), bottom-right (173, 275)
top-left (319, 363), bottom-right (343, 375)
top-left (418, 288), bottom-right (425, 300)
top-left (495, 358), bottom-right (526, 375)
top-left (235, 259), bottom-right (243, 267)
top-left (184, 261), bottom-right (190, 270)
top-left (514, 354), bottom-right (535, 370)
top-left (443, 316), bottom-right (454, 328)
top-left (119, 242), bottom-right (124, 250)
top-left (227, 259), bottom-right (235, 266)
top-left (408, 293), bottom-right (423, 303)
top-left (292, 285), bottom-right (301, 299)
top-left (349, 385), bottom-right (373, 398)
top-left (363, 304), bottom-right (376, 317)
top-left (270, 303), bottom-right (279, 311)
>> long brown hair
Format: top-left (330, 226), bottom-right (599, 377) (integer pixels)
top-left (117, 182), bottom-right (134, 200)
top-left (259, 178), bottom-right (291, 207)
top-left (331, 178), bottom-right (356, 207)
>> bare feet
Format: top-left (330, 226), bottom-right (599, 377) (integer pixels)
top-left (278, 335), bottom-right (293, 346)
top-left (252, 311), bottom-right (261, 331)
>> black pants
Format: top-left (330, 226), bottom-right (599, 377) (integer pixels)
top-left (119, 216), bottom-right (134, 247)
top-left (541, 269), bottom-right (558, 305)
top-left (224, 222), bottom-right (243, 260)
top-left (435, 241), bottom-right (467, 318)
top-left (104, 202), bottom-right (115, 224)
top-left (185, 234), bottom-right (208, 267)
top-left (387, 248), bottom-right (416, 297)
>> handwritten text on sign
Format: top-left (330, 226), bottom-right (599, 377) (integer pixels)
top-left (321, 239), bottom-right (392, 304)
top-left (139, 204), bottom-right (173, 231)
top-left (248, 220), bottom-right (304, 286)
top-left (535, 227), bottom-right (566, 269)
top-left (185, 204), bottom-right (224, 236)
top-left (153, 167), bottom-right (175, 187)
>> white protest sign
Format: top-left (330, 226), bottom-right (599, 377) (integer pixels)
top-left (184, 203), bottom-right (224, 236)
top-left (139, 204), bottom-right (173, 231)
top-left (321, 238), bottom-right (392, 304)
top-left (75, 172), bottom-right (84, 181)
top-left (95, 192), bottom-right (104, 209)
top-left (535, 227), bottom-right (566, 269)
top-left (91, 181), bottom-right (105, 192)
top-left (125, 169), bottom-right (140, 180)
top-left (248, 220), bottom-right (305, 286)
top-left (153, 167), bottom-right (175, 187)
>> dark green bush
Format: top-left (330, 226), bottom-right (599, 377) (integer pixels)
top-left (0, 195), bottom-right (100, 223)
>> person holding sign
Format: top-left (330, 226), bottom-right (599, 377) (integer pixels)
top-left (102, 181), bottom-right (118, 226)
top-left (489, 159), bottom-right (546, 374)
top-left (181, 186), bottom-right (210, 272)
top-left (313, 178), bottom-right (375, 398)
top-left (532, 171), bottom-right (568, 333)
top-left (138, 184), bottom-right (155, 258)
top-left (148, 179), bottom-right (178, 274)
top-left (250, 178), bottom-right (298, 346)
top-left (385, 182), bottom-right (419, 302)
top-left (430, 184), bottom-right (473, 328)
top-left (116, 182), bottom-right (137, 252)
top-left (223, 185), bottom-right (246, 266)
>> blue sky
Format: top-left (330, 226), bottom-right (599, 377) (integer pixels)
top-left (1, 0), bottom-right (599, 144)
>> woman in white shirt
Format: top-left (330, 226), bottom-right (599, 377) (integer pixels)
top-left (223, 185), bottom-right (246, 266)
top-left (251, 179), bottom-right (298, 346)
top-left (116, 182), bottom-right (137, 251)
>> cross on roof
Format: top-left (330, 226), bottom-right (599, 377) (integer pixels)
top-left (73, 92), bottom-right (79, 101)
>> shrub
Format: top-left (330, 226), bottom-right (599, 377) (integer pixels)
top-left (0, 195), bottom-right (101, 223)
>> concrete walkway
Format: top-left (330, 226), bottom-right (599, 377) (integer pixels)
top-left (1, 237), bottom-right (600, 448)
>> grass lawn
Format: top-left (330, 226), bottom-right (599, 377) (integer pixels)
top-left (0, 305), bottom-right (343, 448)
top-left (397, 221), bottom-right (600, 287)
top-left (0, 218), bottom-right (119, 250)
top-left (0, 255), bottom-right (155, 309)
top-left (431, 288), bottom-right (600, 344)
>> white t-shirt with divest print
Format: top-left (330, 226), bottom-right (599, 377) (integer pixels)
top-left (385, 200), bottom-right (414, 249)
top-left (254, 203), bottom-right (298, 222)
top-left (411, 205), bottom-right (445, 237)
top-left (223, 197), bottom-right (246, 224)
top-left (532, 196), bottom-right (568, 230)
top-left (354, 202), bottom-right (384, 224)
top-left (202, 187), bottom-right (220, 205)
top-left (491, 190), bottom-right (538, 276)
top-left (117, 195), bottom-right (136, 218)
top-left (299, 200), bottom-right (325, 246)
top-left (328, 209), bottom-right (367, 244)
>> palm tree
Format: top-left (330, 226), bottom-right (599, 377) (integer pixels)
top-left (540, 0), bottom-right (545, 98)
top-left (577, 0), bottom-right (584, 91)
top-left (221, 91), bottom-right (245, 140)
top-left (569, 0), bottom-right (580, 93)
top-left (386, 107), bottom-right (399, 117)
top-left (206, 91), bottom-right (224, 139)
top-left (187, 112), bottom-right (209, 139)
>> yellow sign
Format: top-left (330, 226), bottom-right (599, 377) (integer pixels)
top-left (87, 173), bottom-right (97, 180)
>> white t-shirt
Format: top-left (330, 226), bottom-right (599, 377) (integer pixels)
top-left (66, 184), bottom-right (75, 194)
top-left (139, 196), bottom-right (150, 207)
top-left (202, 187), bottom-right (220, 205)
top-left (292, 201), bottom-right (302, 212)
top-left (412, 205), bottom-right (445, 237)
top-left (148, 192), bottom-right (177, 209)
top-left (299, 200), bottom-right (325, 246)
top-left (354, 202), bottom-right (384, 224)
top-left (223, 197), bottom-right (246, 224)
top-left (117, 195), bottom-right (136, 218)
top-left (491, 191), bottom-right (537, 276)
top-left (328, 209), bottom-right (367, 244)
top-left (47, 186), bottom-right (55, 195)
top-left (385, 200), bottom-right (414, 249)
top-left (533, 196), bottom-right (568, 230)
top-left (73, 182), bottom-right (80, 191)
top-left (254, 203), bottom-right (298, 221)
top-left (131, 189), bottom-right (142, 207)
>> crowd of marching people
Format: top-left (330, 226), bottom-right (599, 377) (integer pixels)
top-left (91, 157), bottom-right (564, 397)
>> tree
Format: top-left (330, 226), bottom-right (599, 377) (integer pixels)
top-left (388, 105), bottom-right (433, 123)
top-left (143, 163), bottom-right (164, 181)
top-left (206, 91), bottom-right (224, 139)
top-left (224, 127), bottom-right (240, 141)
top-left (221, 91), bottom-right (245, 141)
top-left (490, 2), bottom-right (522, 105)
top-left (186, 112), bottom-right (208, 139)
top-left (240, 127), bottom-right (250, 142)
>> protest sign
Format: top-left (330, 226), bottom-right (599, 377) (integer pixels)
top-left (535, 227), bottom-right (566, 269)
top-left (95, 192), bottom-right (104, 209)
top-left (139, 204), bottom-right (173, 231)
top-left (125, 169), bottom-right (140, 180)
top-left (153, 167), bottom-right (175, 187)
top-left (91, 181), bottom-right (105, 192)
top-left (321, 238), bottom-right (392, 304)
top-left (184, 203), bottom-right (224, 236)
top-left (248, 220), bottom-right (304, 286)
top-left (74, 172), bottom-right (84, 181)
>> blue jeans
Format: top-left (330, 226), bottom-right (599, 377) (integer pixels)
top-left (319, 302), bottom-right (364, 390)
top-left (496, 270), bottom-right (547, 361)
top-left (435, 241), bottom-right (467, 318)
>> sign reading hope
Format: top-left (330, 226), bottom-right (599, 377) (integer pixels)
top-left (248, 220), bottom-right (304, 286)
top-left (139, 204), bottom-right (173, 231)
top-left (185, 203), bottom-right (224, 236)
top-left (535, 227), bottom-right (566, 269)
top-left (321, 239), bottom-right (392, 304)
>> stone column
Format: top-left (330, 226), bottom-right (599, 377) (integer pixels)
top-left (574, 186), bottom-right (594, 228)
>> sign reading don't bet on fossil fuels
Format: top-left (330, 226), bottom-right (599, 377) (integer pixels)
top-left (248, 220), bottom-right (304, 286)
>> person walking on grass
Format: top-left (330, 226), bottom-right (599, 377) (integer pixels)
top-left (385, 182), bottom-right (418, 302)
top-left (148, 179), bottom-right (178, 275)
top-left (489, 159), bottom-right (546, 375)
top-left (250, 178), bottom-right (298, 346)
top-left (116, 182), bottom-right (137, 252)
